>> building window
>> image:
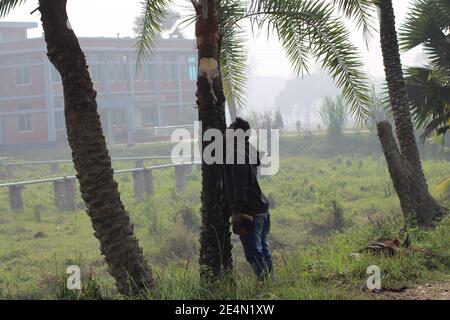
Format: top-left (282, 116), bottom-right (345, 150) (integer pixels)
top-left (55, 111), bottom-right (65, 130)
top-left (90, 64), bottom-right (104, 82)
top-left (143, 64), bottom-right (154, 81)
top-left (107, 63), bottom-right (128, 81)
top-left (112, 109), bottom-right (126, 125)
top-left (188, 56), bottom-right (197, 81)
top-left (17, 105), bottom-right (33, 132)
top-left (165, 64), bottom-right (176, 81)
top-left (16, 66), bottom-right (31, 85)
top-left (180, 65), bottom-right (189, 80)
top-left (132, 63), bottom-right (140, 80)
top-left (143, 107), bottom-right (158, 124)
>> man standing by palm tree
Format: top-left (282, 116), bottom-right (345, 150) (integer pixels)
top-left (222, 118), bottom-right (273, 278)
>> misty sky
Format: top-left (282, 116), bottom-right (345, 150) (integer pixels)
top-left (2, 0), bottom-right (424, 79)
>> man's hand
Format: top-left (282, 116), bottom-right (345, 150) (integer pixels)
top-left (231, 214), bottom-right (254, 235)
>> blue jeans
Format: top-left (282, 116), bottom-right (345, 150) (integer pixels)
top-left (239, 212), bottom-right (273, 278)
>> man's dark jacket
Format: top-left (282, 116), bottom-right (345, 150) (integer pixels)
top-left (222, 140), bottom-right (269, 216)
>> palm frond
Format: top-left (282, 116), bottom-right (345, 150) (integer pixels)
top-left (366, 85), bottom-right (392, 130)
top-left (405, 66), bottom-right (450, 139)
top-left (219, 0), bottom-right (248, 107)
top-left (331, 0), bottom-right (376, 45)
top-left (399, 0), bottom-right (450, 73)
top-left (0, 0), bottom-right (27, 17)
top-left (135, 0), bottom-right (172, 64)
top-left (245, 0), bottom-right (370, 124)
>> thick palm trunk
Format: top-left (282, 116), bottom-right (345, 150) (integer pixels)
top-left (38, 0), bottom-right (154, 296)
top-left (377, 0), bottom-right (427, 188)
top-left (377, 122), bottom-right (446, 228)
top-left (195, 0), bottom-right (232, 280)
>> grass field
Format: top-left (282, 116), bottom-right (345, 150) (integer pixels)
top-left (0, 133), bottom-right (449, 299)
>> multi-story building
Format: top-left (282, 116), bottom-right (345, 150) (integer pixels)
top-left (0, 21), bottom-right (198, 148)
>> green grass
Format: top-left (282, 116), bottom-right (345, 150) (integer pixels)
top-left (0, 135), bottom-right (449, 299)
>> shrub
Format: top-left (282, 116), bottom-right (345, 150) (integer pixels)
top-left (159, 224), bottom-right (197, 261)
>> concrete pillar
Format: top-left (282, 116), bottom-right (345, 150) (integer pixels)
top-left (64, 178), bottom-right (77, 211)
top-left (50, 163), bottom-right (60, 174)
top-left (53, 179), bottom-right (66, 210)
top-left (143, 168), bottom-right (154, 196)
top-left (133, 170), bottom-right (145, 200)
top-left (6, 164), bottom-right (14, 179)
top-left (184, 164), bottom-right (192, 175)
top-left (9, 185), bottom-right (24, 213)
top-left (175, 165), bottom-right (186, 192)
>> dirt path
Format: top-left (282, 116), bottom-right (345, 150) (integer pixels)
top-left (372, 281), bottom-right (450, 300)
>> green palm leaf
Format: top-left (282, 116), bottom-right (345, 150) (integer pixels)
top-left (400, 0), bottom-right (450, 73)
top-left (405, 66), bottom-right (450, 140)
top-left (136, 0), bottom-right (172, 63)
top-left (245, 0), bottom-right (370, 124)
top-left (0, 0), bottom-right (27, 17)
top-left (219, 0), bottom-right (248, 107)
top-left (332, 0), bottom-right (376, 44)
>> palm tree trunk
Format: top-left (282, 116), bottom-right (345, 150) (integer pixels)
top-left (377, 0), bottom-right (427, 188)
top-left (377, 0), bottom-right (448, 227)
top-left (377, 122), bottom-right (446, 228)
top-left (195, 0), bottom-right (232, 280)
top-left (38, 0), bottom-right (154, 297)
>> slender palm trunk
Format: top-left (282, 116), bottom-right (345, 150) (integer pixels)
top-left (38, 0), bottom-right (154, 296)
top-left (377, 0), bottom-right (427, 188)
top-left (195, 0), bottom-right (232, 280)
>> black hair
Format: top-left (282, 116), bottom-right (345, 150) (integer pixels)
top-left (229, 117), bottom-right (251, 132)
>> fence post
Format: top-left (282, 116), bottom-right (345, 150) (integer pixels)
top-left (50, 163), bottom-right (60, 174)
top-left (133, 170), bottom-right (145, 200)
top-left (64, 178), bottom-right (77, 211)
top-left (53, 179), bottom-right (66, 211)
top-left (6, 164), bottom-right (14, 179)
top-left (175, 165), bottom-right (186, 192)
top-left (9, 185), bottom-right (23, 213)
top-left (144, 168), bottom-right (154, 196)
top-left (184, 163), bottom-right (193, 175)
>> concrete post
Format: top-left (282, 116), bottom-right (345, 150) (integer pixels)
top-left (133, 170), bottom-right (145, 200)
top-left (53, 179), bottom-right (66, 210)
top-left (64, 178), bottom-right (77, 211)
top-left (6, 164), bottom-right (14, 179)
top-left (184, 164), bottom-right (193, 175)
top-left (9, 185), bottom-right (24, 213)
top-left (175, 165), bottom-right (186, 192)
top-left (144, 168), bottom-right (154, 196)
